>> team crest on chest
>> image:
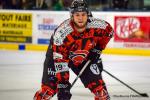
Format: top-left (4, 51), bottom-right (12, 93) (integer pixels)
top-left (69, 50), bottom-right (89, 66)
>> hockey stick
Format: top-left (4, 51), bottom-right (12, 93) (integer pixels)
top-left (70, 60), bottom-right (91, 89)
top-left (103, 69), bottom-right (149, 97)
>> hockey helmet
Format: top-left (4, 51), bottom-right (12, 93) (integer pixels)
top-left (70, 0), bottom-right (89, 14)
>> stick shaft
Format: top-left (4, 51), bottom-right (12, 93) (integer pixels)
top-left (71, 60), bottom-right (91, 89)
top-left (103, 69), bottom-right (148, 97)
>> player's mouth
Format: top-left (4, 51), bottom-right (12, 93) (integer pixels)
top-left (78, 21), bottom-right (83, 24)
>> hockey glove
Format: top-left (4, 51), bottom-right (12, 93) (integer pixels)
top-left (34, 84), bottom-right (56, 100)
top-left (88, 48), bottom-right (103, 73)
top-left (88, 48), bottom-right (102, 61)
top-left (57, 82), bottom-right (72, 100)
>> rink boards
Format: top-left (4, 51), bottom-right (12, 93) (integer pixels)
top-left (0, 10), bottom-right (150, 56)
top-left (0, 43), bottom-right (150, 56)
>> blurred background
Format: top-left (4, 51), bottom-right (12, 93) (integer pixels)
top-left (0, 0), bottom-right (150, 100)
top-left (0, 0), bottom-right (150, 11)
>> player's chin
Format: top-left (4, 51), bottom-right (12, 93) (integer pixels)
top-left (77, 23), bottom-right (86, 28)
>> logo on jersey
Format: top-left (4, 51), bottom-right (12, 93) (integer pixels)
top-left (87, 18), bottom-right (108, 29)
top-left (95, 88), bottom-right (110, 99)
top-left (53, 19), bottom-right (73, 46)
top-left (57, 84), bottom-right (68, 88)
top-left (69, 50), bottom-right (89, 65)
top-left (53, 52), bottom-right (63, 59)
top-left (48, 68), bottom-right (56, 75)
top-left (90, 64), bottom-right (100, 75)
top-left (55, 62), bottom-right (69, 72)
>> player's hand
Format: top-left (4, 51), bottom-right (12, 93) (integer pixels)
top-left (34, 85), bottom-right (55, 100)
top-left (88, 48), bottom-right (102, 61)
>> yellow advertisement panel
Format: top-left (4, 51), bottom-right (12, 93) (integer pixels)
top-left (0, 12), bottom-right (32, 43)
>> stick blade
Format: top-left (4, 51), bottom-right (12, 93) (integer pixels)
top-left (140, 93), bottom-right (149, 97)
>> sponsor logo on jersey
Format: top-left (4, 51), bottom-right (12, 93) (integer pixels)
top-left (90, 64), bottom-right (100, 75)
top-left (55, 62), bottom-right (69, 72)
top-left (53, 19), bottom-right (73, 45)
top-left (87, 18), bottom-right (108, 29)
top-left (48, 68), bottom-right (56, 75)
top-left (57, 84), bottom-right (68, 88)
top-left (53, 52), bottom-right (63, 59)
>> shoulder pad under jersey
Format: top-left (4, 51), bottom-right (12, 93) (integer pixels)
top-left (87, 17), bottom-right (108, 29)
top-left (53, 19), bottom-right (73, 46)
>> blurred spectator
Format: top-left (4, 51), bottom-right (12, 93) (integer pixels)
top-left (51, 0), bottom-right (63, 10)
top-left (4, 0), bottom-right (22, 9)
top-left (21, 0), bottom-right (34, 10)
top-left (62, 0), bottom-right (73, 10)
top-left (35, 0), bottom-right (48, 9)
top-left (0, 0), bottom-right (8, 9)
top-left (45, 0), bottom-right (52, 9)
top-left (0, 0), bottom-right (149, 11)
top-left (0, 0), bottom-right (3, 9)
top-left (112, 0), bottom-right (129, 9)
top-left (12, 0), bottom-right (22, 9)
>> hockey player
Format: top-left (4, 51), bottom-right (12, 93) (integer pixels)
top-left (34, 0), bottom-right (114, 100)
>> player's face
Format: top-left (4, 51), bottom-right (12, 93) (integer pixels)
top-left (72, 12), bottom-right (88, 28)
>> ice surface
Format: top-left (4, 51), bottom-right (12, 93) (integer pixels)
top-left (0, 50), bottom-right (150, 100)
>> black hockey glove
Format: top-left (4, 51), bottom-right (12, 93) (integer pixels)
top-left (88, 48), bottom-right (102, 61)
top-left (57, 82), bottom-right (72, 100)
top-left (87, 48), bottom-right (103, 75)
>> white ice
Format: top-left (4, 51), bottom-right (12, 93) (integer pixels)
top-left (0, 50), bottom-right (150, 100)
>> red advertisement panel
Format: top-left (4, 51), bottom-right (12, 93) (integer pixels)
top-left (114, 16), bottom-right (150, 43)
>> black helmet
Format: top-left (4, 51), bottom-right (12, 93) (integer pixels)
top-left (70, 0), bottom-right (89, 14)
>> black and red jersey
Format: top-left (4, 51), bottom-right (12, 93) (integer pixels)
top-left (51, 17), bottom-right (113, 72)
